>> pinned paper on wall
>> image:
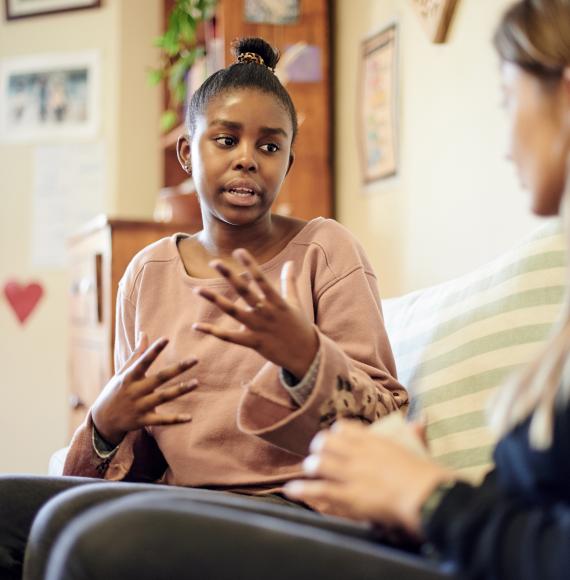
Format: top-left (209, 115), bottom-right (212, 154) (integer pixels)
top-left (276, 44), bottom-right (322, 85)
top-left (31, 142), bottom-right (106, 269)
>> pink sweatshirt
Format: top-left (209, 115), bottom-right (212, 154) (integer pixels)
top-left (64, 218), bottom-right (408, 493)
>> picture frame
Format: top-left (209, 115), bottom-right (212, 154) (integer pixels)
top-left (409, 0), bottom-right (459, 44)
top-left (0, 51), bottom-right (100, 142)
top-left (4, 0), bottom-right (100, 20)
top-left (358, 23), bottom-right (399, 184)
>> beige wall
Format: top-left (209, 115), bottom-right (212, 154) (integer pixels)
top-left (335, 0), bottom-right (541, 297)
top-left (0, 0), bottom-right (161, 473)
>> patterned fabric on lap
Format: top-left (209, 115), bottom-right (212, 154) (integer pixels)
top-left (383, 220), bottom-right (565, 482)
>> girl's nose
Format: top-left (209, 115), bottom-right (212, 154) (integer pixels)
top-left (232, 145), bottom-right (258, 172)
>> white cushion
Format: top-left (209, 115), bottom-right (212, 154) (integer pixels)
top-left (383, 220), bottom-right (565, 482)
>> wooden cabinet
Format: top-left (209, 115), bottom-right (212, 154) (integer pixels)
top-left (161, 0), bottom-right (333, 221)
top-left (67, 216), bottom-right (192, 435)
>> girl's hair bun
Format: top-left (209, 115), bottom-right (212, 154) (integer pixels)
top-left (232, 37), bottom-right (280, 70)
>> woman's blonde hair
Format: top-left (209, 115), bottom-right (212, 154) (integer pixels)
top-left (490, 0), bottom-right (570, 448)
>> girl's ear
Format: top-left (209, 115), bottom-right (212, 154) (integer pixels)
top-left (286, 152), bottom-right (295, 176)
top-left (176, 134), bottom-right (192, 176)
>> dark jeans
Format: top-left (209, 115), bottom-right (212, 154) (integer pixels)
top-left (0, 475), bottom-right (455, 580)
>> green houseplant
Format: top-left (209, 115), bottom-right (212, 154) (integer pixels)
top-left (149, 0), bottom-right (217, 132)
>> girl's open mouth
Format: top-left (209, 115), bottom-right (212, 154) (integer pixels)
top-left (223, 187), bottom-right (259, 207)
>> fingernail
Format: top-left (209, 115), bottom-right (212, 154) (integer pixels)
top-left (181, 380), bottom-right (198, 390)
top-left (302, 455), bottom-right (320, 475)
top-left (283, 481), bottom-right (303, 497)
top-left (179, 414), bottom-right (192, 421)
top-left (309, 432), bottom-right (325, 453)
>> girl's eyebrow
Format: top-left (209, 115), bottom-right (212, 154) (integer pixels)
top-left (209, 119), bottom-right (288, 138)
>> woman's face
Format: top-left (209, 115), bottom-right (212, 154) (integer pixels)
top-left (501, 62), bottom-right (569, 216)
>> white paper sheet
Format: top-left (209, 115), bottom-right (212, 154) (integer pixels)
top-left (31, 142), bottom-right (106, 268)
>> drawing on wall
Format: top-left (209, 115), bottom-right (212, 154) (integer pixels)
top-left (409, 0), bottom-right (459, 43)
top-left (0, 51), bottom-right (100, 142)
top-left (359, 23), bottom-right (399, 184)
top-left (3, 280), bottom-right (44, 325)
top-left (244, 0), bottom-right (300, 25)
top-left (5, 0), bottom-right (101, 20)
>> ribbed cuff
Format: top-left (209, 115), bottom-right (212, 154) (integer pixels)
top-left (92, 424), bottom-right (119, 459)
top-left (279, 348), bottom-right (322, 406)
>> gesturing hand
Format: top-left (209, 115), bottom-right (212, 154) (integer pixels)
top-left (192, 248), bottom-right (319, 379)
top-left (91, 333), bottom-right (198, 446)
top-left (284, 420), bottom-right (453, 536)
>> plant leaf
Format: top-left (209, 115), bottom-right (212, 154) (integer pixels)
top-left (160, 110), bottom-right (178, 132)
top-left (147, 68), bottom-right (165, 86)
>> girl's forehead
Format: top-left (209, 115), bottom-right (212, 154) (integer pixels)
top-left (201, 89), bottom-right (291, 127)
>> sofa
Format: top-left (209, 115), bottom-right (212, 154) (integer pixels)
top-left (50, 220), bottom-right (565, 484)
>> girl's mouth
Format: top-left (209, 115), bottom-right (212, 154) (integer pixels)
top-left (222, 187), bottom-right (259, 207)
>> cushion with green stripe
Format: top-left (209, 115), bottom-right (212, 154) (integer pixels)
top-left (382, 220), bottom-right (565, 482)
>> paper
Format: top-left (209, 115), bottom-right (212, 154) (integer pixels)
top-left (31, 142), bottom-right (106, 268)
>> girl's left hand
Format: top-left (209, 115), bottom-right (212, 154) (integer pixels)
top-left (283, 420), bottom-right (453, 536)
top-left (192, 248), bottom-right (319, 379)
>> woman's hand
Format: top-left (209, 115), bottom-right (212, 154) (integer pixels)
top-left (91, 333), bottom-right (198, 446)
top-left (192, 248), bottom-right (319, 379)
top-left (284, 420), bottom-right (454, 536)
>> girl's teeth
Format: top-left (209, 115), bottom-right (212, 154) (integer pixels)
top-left (229, 188), bottom-right (254, 195)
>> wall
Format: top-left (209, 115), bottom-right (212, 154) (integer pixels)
top-left (0, 0), bottom-right (161, 473)
top-left (334, 0), bottom-right (541, 297)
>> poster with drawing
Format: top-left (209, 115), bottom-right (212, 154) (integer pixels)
top-left (0, 51), bottom-right (99, 142)
top-left (359, 24), bottom-right (398, 184)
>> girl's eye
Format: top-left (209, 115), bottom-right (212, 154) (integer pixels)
top-left (260, 143), bottom-right (279, 153)
top-left (214, 136), bottom-right (236, 147)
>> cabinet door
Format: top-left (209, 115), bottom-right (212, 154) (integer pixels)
top-left (68, 336), bottom-right (110, 434)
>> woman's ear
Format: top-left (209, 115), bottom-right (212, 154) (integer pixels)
top-left (286, 152), bottom-right (295, 176)
top-left (176, 134), bottom-right (192, 176)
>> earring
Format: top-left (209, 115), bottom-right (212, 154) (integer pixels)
top-left (184, 160), bottom-right (192, 177)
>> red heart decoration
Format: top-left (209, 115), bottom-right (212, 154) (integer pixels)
top-left (3, 280), bottom-right (44, 324)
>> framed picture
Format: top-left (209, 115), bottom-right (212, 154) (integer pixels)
top-left (244, 0), bottom-right (300, 25)
top-left (359, 23), bottom-right (399, 184)
top-left (0, 51), bottom-right (100, 142)
top-left (5, 0), bottom-right (101, 20)
top-left (409, 0), bottom-right (459, 43)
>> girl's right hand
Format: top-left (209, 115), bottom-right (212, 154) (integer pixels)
top-left (91, 334), bottom-right (198, 446)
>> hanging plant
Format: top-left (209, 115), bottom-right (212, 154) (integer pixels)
top-left (149, 0), bottom-right (217, 132)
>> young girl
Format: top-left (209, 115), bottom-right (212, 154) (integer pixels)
top-left (0, 37), bottom-right (406, 580)
top-left (62, 35), bottom-right (406, 489)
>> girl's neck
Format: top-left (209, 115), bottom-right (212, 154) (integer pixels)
top-left (197, 213), bottom-right (281, 259)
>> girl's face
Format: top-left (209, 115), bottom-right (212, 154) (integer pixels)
top-left (188, 88), bottom-right (294, 226)
top-left (501, 62), bottom-right (569, 216)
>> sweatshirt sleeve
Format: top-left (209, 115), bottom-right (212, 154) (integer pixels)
top-left (238, 250), bottom-right (408, 456)
top-left (424, 472), bottom-right (570, 580)
top-left (62, 285), bottom-right (167, 482)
